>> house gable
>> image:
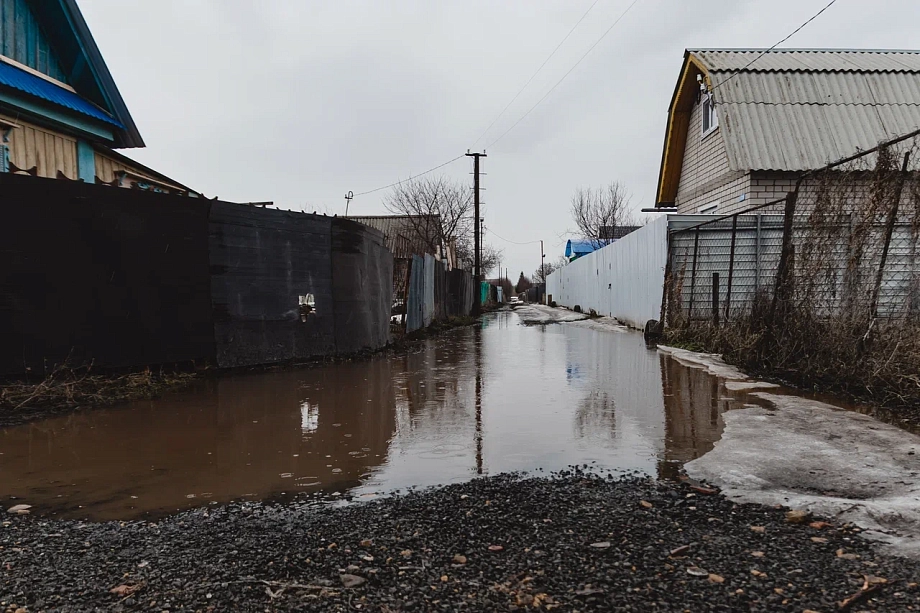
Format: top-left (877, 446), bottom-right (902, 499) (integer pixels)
top-left (0, 0), bottom-right (68, 82)
top-left (656, 49), bottom-right (920, 209)
top-left (0, 0), bottom-right (143, 148)
top-left (655, 51), bottom-right (708, 208)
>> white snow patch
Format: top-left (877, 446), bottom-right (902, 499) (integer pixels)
top-left (723, 380), bottom-right (781, 392)
top-left (686, 393), bottom-right (920, 558)
top-left (514, 304), bottom-right (589, 325)
top-left (656, 346), bottom-right (748, 381)
top-left (568, 317), bottom-right (629, 334)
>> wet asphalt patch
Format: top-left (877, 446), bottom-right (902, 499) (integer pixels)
top-left (3, 472), bottom-right (920, 612)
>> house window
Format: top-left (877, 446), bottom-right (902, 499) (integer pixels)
top-left (701, 92), bottom-right (718, 135)
top-left (698, 202), bottom-right (719, 214)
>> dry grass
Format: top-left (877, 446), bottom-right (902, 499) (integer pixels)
top-left (0, 364), bottom-right (196, 414)
top-left (665, 138), bottom-right (920, 413)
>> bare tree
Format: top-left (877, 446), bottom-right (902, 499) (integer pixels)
top-left (384, 176), bottom-right (473, 259)
top-left (455, 236), bottom-right (502, 277)
top-left (533, 255), bottom-right (568, 284)
top-left (571, 182), bottom-right (635, 249)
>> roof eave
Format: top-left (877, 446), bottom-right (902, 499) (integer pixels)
top-left (58, 0), bottom-right (144, 148)
top-left (654, 50), bottom-right (710, 207)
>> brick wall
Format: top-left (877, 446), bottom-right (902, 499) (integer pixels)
top-left (674, 96), bottom-right (749, 214)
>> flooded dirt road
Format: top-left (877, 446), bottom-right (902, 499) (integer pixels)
top-left (0, 310), bottom-right (739, 520)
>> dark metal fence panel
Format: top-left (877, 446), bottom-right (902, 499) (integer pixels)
top-left (209, 202), bottom-right (335, 367)
top-left (330, 217), bottom-right (393, 354)
top-left (0, 174), bottom-right (215, 375)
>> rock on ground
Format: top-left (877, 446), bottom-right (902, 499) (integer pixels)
top-left (3, 473), bottom-right (920, 611)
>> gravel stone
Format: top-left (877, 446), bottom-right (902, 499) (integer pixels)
top-left (2, 472), bottom-right (920, 611)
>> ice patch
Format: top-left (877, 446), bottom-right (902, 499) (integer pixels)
top-left (686, 393), bottom-right (920, 558)
top-left (514, 304), bottom-right (589, 325)
top-left (657, 346), bottom-right (748, 381)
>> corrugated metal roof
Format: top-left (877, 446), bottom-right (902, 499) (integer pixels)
top-left (348, 215), bottom-right (442, 259)
top-left (687, 50), bottom-right (920, 171)
top-left (691, 49), bottom-right (920, 73)
top-left (0, 60), bottom-right (123, 127)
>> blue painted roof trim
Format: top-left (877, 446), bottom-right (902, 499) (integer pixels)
top-left (0, 60), bottom-right (122, 127)
top-left (24, 0), bottom-right (144, 147)
top-left (565, 239), bottom-right (612, 258)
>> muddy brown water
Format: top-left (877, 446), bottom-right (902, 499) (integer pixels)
top-left (1, 311), bottom-right (745, 521)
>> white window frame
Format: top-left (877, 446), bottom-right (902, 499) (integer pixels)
top-left (701, 92), bottom-right (718, 137)
top-left (698, 201), bottom-right (719, 214)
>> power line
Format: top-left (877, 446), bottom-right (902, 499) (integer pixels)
top-left (471, 0), bottom-right (601, 148)
top-left (710, 0), bottom-right (840, 92)
top-left (352, 155), bottom-right (466, 198)
top-left (486, 227), bottom-right (542, 245)
top-left (486, 0), bottom-right (642, 150)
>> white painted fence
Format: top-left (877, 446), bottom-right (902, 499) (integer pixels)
top-left (546, 216), bottom-right (668, 329)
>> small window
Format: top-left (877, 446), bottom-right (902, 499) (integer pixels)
top-left (698, 202), bottom-right (719, 214)
top-left (701, 92), bottom-right (718, 135)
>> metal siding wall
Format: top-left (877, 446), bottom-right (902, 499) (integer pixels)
top-left (423, 254), bottom-right (435, 328)
top-left (547, 216), bottom-right (670, 328)
top-left (406, 256), bottom-right (425, 333)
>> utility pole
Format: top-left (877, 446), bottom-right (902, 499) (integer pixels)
top-left (466, 151), bottom-right (486, 315)
top-left (344, 190), bottom-right (354, 217)
top-left (541, 240), bottom-right (546, 303)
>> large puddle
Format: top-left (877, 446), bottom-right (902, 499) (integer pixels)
top-left (0, 310), bottom-right (742, 520)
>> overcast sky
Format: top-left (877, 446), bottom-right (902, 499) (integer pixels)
top-left (81, 0), bottom-right (919, 279)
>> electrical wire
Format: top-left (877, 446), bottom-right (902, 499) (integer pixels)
top-left (709, 0), bottom-right (839, 92)
top-left (486, 227), bottom-right (543, 245)
top-left (486, 0), bottom-right (642, 151)
top-left (352, 155), bottom-right (466, 197)
top-left (471, 0), bottom-right (601, 148)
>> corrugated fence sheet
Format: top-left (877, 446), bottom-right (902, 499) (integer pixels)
top-left (330, 218), bottom-right (393, 354)
top-left (0, 173), bottom-right (395, 374)
top-left (547, 216), bottom-right (669, 328)
top-left (405, 255), bottom-right (475, 334)
top-left (0, 173), bottom-right (214, 374)
top-left (209, 203), bottom-right (336, 368)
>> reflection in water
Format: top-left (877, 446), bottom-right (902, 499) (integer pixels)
top-left (1, 310), bottom-right (745, 521)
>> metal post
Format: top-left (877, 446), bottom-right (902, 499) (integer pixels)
top-left (659, 226), bottom-right (673, 327)
top-left (870, 151), bottom-right (911, 319)
top-left (725, 215), bottom-right (737, 321)
top-left (712, 272), bottom-right (720, 327)
top-left (755, 214), bottom-right (762, 292)
top-left (687, 227), bottom-right (700, 324)
top-left (769, 189), bottom-right (800, 325)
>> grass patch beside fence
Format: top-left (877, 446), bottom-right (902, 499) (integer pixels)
top-left (664, 306), bottom-right (920, 415)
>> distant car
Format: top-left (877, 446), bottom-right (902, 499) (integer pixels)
top-left (509, 296), bottom-right (521, 304)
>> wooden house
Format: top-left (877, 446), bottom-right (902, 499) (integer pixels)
top-left (0, 0), bottom-right (195, 194)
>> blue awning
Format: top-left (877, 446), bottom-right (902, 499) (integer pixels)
top-left (0, 60), bottom-right (123, 128)
top-left (565, 239), bottom-right (611, 259)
